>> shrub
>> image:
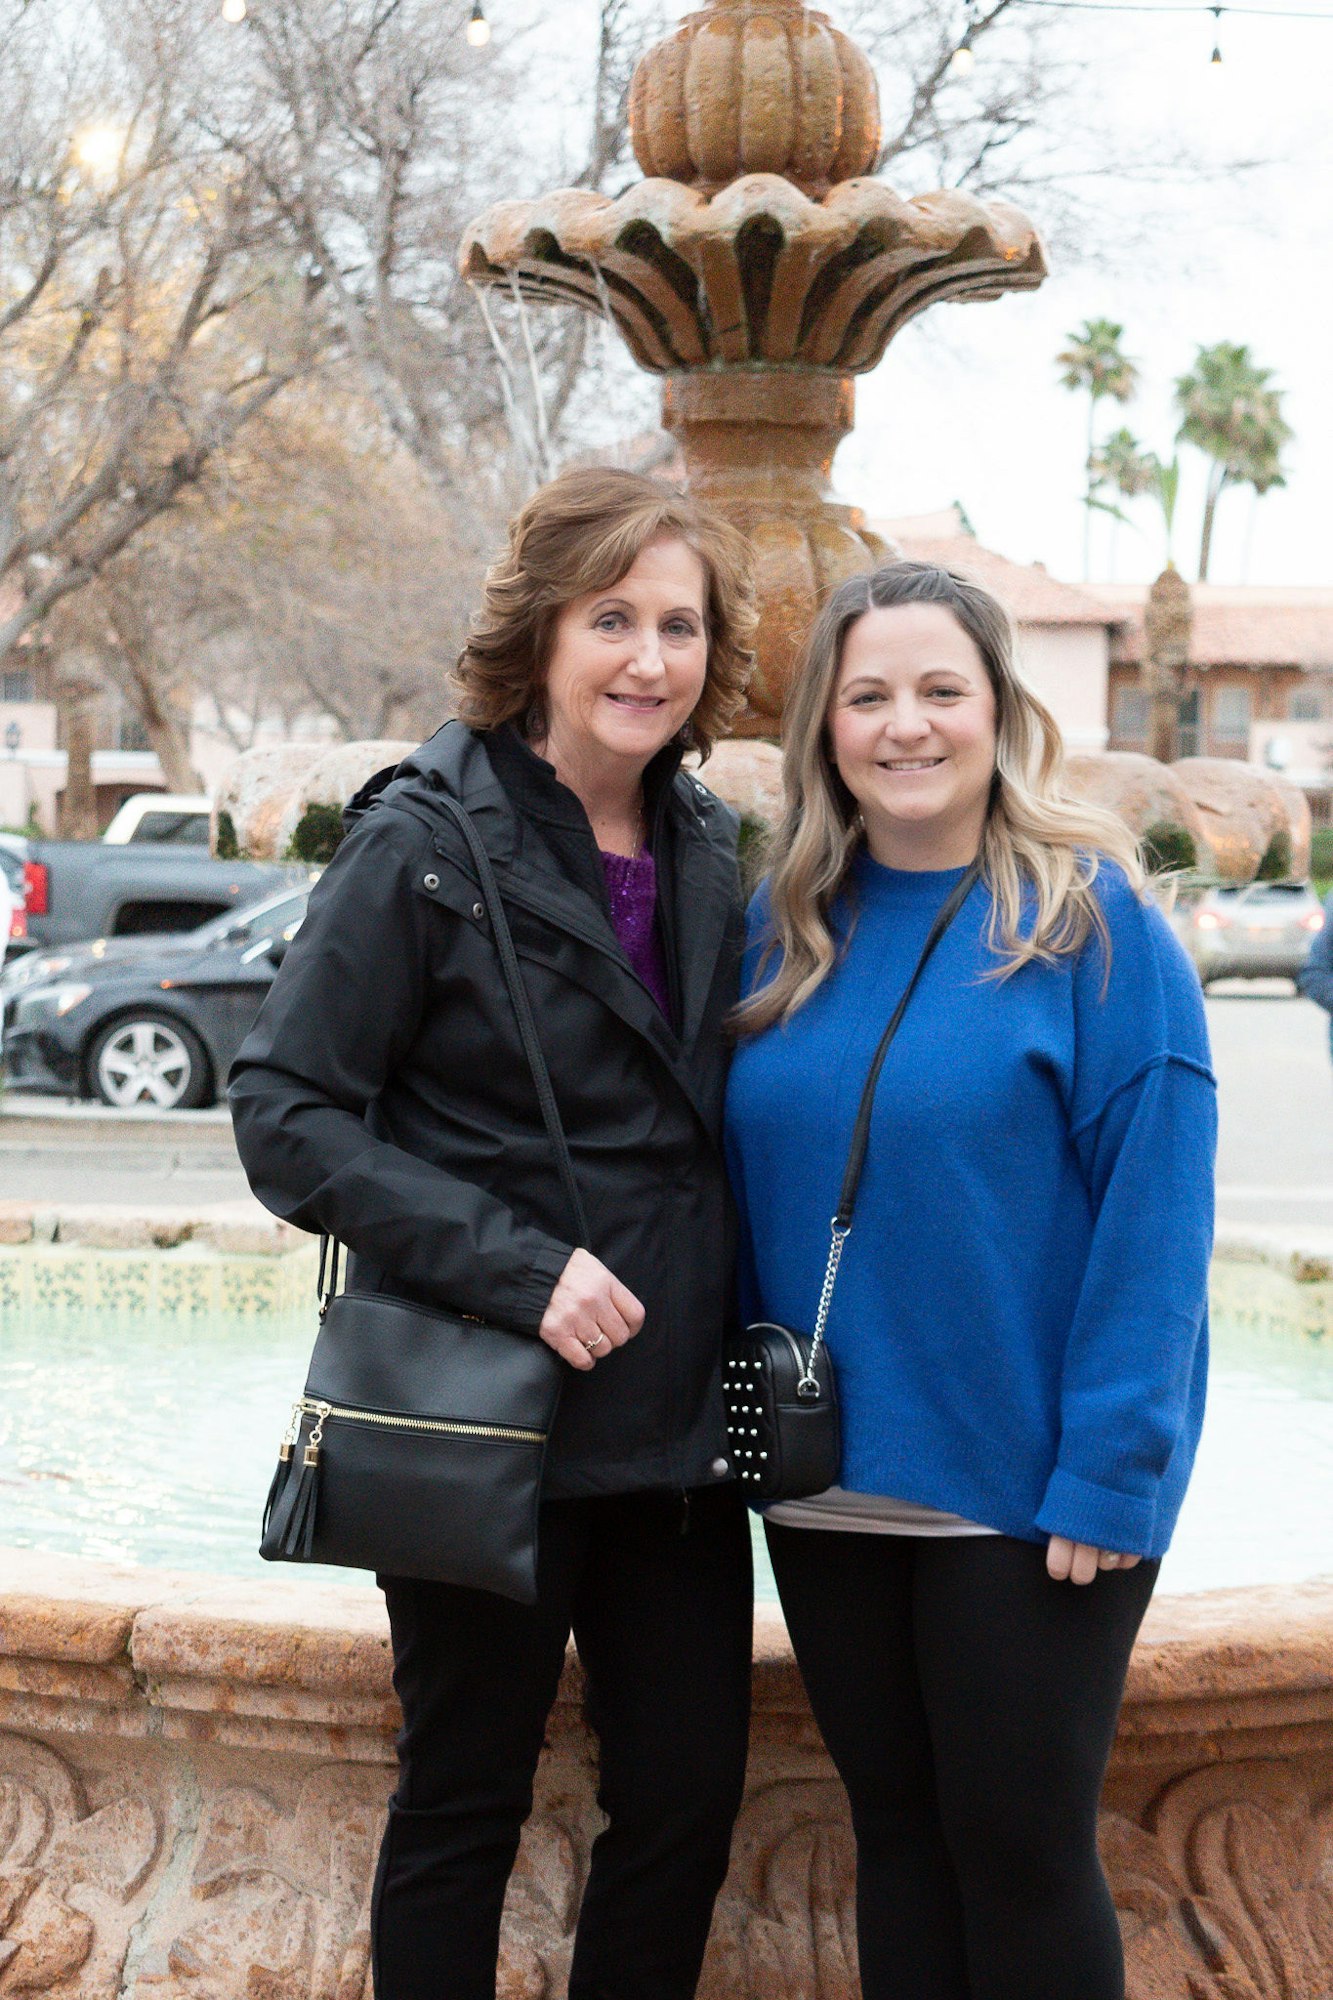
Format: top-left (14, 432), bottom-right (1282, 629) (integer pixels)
top-left (214, 809), bottom-right (240, 860)
top-left (737, 811), bottom-right (772, 898)
top-left (1310, 826), bottom-right (1333, 883)
top-left (286, 803), bottom-right (345, 865)
top-left (1141, 822), bottom-right (1198, 876)
top-left (1256, 829), bottom-right (1293, 882)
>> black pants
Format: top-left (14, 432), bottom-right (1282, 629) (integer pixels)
top-left (765, 1523), bottom-right (1157, 2000)
top-left (372, 1485), bottom-right (753, 2000)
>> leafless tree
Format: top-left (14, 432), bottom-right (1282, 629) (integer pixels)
top-left (0, 0), bottom-right (326, 666)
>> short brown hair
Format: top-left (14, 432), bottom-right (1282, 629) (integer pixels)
top-left (453, 467), bottom-right (756, 760)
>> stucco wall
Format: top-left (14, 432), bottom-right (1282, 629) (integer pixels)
top-left (1015, 625), bottom-right (1110, 751)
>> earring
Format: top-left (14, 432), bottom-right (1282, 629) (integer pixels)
top-left (676, 719), bottom-right (696, 749)
top-left (524, 696), bottom-right (545, 741)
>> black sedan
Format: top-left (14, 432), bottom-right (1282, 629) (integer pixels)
top-left (2, 886), bottom-right (307, 1109)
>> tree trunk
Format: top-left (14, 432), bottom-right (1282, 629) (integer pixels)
top-left (1083, 393), bottom-right (1097, 580)
top-left (55, 673), bottom-right (102, 839)
top-left (1144, 566), bottom-right (1193, 766)
top-left (101, 592), bottom-right (200, 793)
top-left (1197, 463), bottom-right (1227, 583)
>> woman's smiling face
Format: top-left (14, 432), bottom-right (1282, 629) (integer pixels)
top-left (542, 536), bottom-right (709, 775)
top-left (828, 601), bottom-right (998, 869)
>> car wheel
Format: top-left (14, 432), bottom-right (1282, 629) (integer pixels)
top-left (89, 1012), bottom-right (212, 1111)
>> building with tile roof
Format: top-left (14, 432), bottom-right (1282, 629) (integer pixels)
top-left (872, 510), bottom-right (1333, 820)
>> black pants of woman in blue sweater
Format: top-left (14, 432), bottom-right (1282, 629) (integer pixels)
top-left (767, 1523), bottom-right (1158, 2000)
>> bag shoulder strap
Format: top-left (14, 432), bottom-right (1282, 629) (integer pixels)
top-left (796, 857), bottom-right (981, 1394)
top-left (320, 792), bottom-right (590, 1308)
top-left (835, 858), bottom-right (981, 1227)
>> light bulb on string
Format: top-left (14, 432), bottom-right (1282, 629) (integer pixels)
top-left (221, 0), bottom-right (247, 21)
top-left (949, 1), bottom-right (976, 76)
top-left (1208, 3), bottom-right (1223, 63)
top-left (465, 1), bottom-right (491, 47)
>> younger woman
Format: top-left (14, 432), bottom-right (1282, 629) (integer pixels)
top-left (725, 561), bottom-right (1215, 2000)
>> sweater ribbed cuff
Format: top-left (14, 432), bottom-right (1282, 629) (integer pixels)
top-left (1035, 1466), bottom-right (1157, 1558)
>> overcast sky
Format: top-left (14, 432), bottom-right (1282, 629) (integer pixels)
top-left (539, 0), bottom-right (1330, 592)
top-left (833, 4), bottom-right (1331, 589)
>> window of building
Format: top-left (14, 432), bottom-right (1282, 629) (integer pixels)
top-left (1211, 686), bottom-right (1251, 741)
top-left (1289, 687), bottom-right (1325, 722)
top-left (116, 711), bottom-right (152, 753)
top-left (1, 668), bottom-right (34, 703)
top-left (1112, 687), bottom-right (1150, 739)
top-left (1178, 690), bottom-right (1201, 759)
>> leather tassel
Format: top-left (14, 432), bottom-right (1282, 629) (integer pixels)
top-left (281, 1444), bottom-right (322, 1560)
top-left (261, 1449), bottom-right (290, 1539)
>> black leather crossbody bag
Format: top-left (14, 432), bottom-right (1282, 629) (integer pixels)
top-left (260, 794), bottom-right (589, 1604)
top-left (724, 861), bottom-right (981, 1503)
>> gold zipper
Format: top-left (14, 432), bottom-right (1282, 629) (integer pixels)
top-left (294, 1396), bottom-right (544, 1446)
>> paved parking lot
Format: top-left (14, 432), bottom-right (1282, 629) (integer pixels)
top-left (1, 983), bottom-right (1330, 1227)
top-left (1208, 981), bottom-right (1333, 1233)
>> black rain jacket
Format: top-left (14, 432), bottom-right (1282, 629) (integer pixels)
top-left (228, 720), bottom-right (746, 1498)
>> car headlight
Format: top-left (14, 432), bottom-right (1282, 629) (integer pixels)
top-left (12, 982), bottom-right (93, 1023)
top-left (1, 953), bottom-right (72, 994)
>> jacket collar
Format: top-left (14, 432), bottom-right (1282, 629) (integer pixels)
top-left (366, 721), bottom-right (737, 1087)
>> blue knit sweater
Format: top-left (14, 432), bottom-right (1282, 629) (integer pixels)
top-left (724, 854), bottom-right (1217, 1559)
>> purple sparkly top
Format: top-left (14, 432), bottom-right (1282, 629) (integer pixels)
top-left (600, 848), bottom-right (670, 1017)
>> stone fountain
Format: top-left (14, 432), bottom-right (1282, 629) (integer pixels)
top-left (459, 0), bottom-right (1046, 734)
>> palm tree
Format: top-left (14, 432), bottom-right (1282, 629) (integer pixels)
top-left (1056, 318), bottom-right (1139, 577)
top-left (1090, 428), bottom-right (1181, 568)
top-left (1174, 342), bottom-right (1292, 582)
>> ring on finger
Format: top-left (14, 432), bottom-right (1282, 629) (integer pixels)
top-left (581, 1332), bottom-right (608, 1353)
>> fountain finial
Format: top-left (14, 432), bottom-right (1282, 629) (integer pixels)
top-left (460, 1), bottom-right (1047, 732)
top-left (628, 0), bottom-right (880, 199)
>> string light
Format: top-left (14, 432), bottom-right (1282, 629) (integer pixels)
top-left (221, 0), bottom-right (247, 21)
top-left (465, 0), bottom-right (491, 46)
top-left (942, 0), bottom-right (1333, 71)
top-left (71, 124), bottom-right (123, 184)
top-left (950, 0), bottom-right (977, 72)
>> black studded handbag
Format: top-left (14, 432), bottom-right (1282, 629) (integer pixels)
top-left (724, 861), bottom-right (981, 1503)
top-left (259, 794), bottom-right (587, 1604)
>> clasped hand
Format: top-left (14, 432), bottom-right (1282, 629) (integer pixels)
top-left (1046, 1536), bottom-right (1142, 1585)
top-left (539, 1248), bottom-right (645, 1372)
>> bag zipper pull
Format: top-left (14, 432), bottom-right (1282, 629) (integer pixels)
top-left (277, 1402), bottom-right (303, 1465)
top-left (304, 1401), bottom-right (332, 1467)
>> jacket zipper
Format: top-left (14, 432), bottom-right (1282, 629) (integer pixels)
top-left (291, 1397), bottom-right (545, 1446)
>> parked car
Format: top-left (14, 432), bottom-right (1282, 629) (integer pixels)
top-left (2, 886), bottom-right (308, 1108)
top-left (1176, 880), bottom-right (1325, 988)
top-left (20, 833), bottom-right (309, 953)
top-left (0, 838), bottom-right (26, 963)
top-left (100, 793), bottom-right (212, 845)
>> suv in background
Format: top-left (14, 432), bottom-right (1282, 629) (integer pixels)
top-left (1177, 880), bottom-right (1325, 989)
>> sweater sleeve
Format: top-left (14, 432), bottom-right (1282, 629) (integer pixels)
top-left (1297, 893), bottom-right (1333, 1013)
top-left (1034, 868), bottom-right (1217, 1556)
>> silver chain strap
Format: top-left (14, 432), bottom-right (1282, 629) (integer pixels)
top-left (797, 1217), bottom-right (851, 1399)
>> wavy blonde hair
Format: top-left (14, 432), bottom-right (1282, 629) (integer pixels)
top-left (735, 560), bottom-right (1145, 1033)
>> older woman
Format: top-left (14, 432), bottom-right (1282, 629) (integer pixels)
top-left (725, 561), bottom-right (1216, 2000)
top-left (230, 468), bottom-right (757, 2000)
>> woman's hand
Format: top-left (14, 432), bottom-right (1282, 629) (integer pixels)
top-left (539, 1248), bottom-right (645, 1372)
top-left (1046, 1536), bottom-right (1142, 1585)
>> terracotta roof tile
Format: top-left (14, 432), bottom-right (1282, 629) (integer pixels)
top-left (1084, 584), bottom-right (1333, 670)
top-left (876, 529), bottom-right (1120, 628)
